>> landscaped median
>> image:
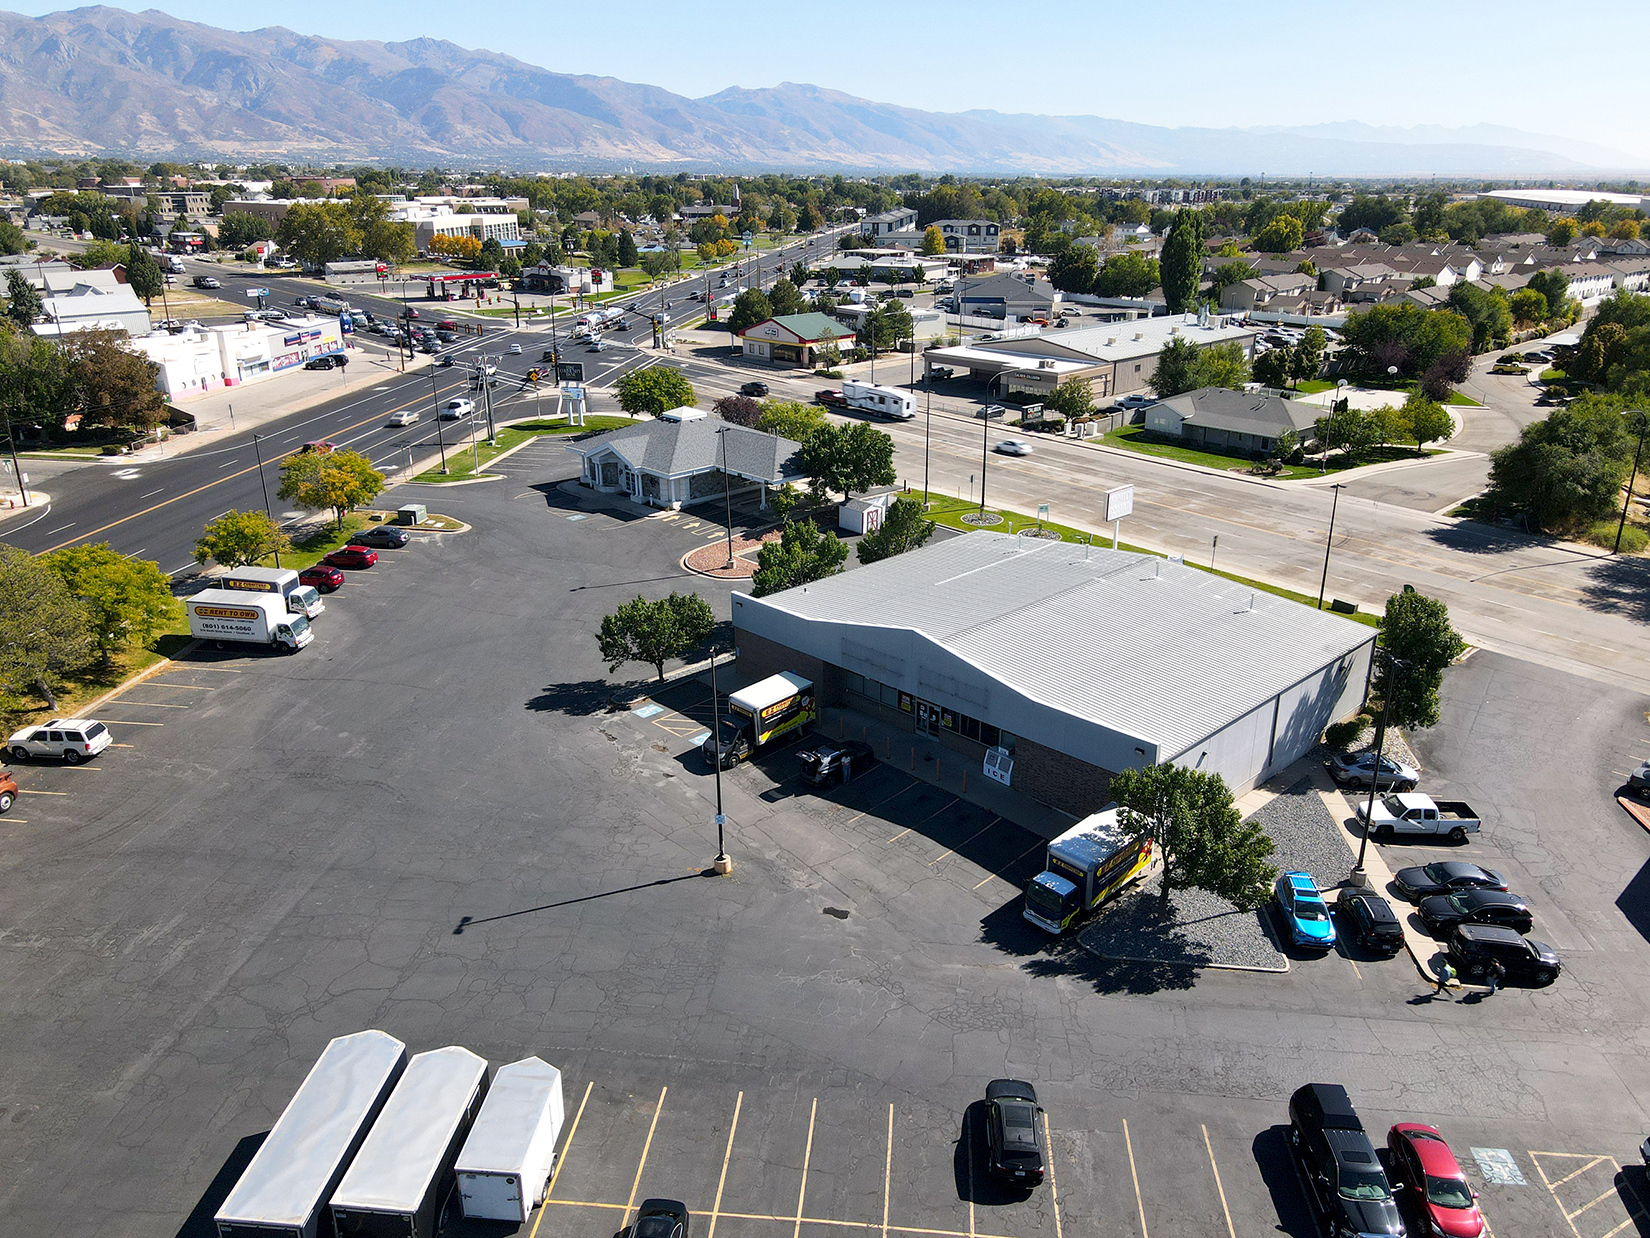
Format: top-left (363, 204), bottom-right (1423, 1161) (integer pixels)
top-left (918, 494), bottom-right (1379, 626)
top-left (409, 416), bottom-right (635, 483)
top-left (1098, 425), bottom-right (1442, 480)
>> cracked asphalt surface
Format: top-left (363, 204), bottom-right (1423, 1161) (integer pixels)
top-left (1, 464), bottom-right (1647, 1238)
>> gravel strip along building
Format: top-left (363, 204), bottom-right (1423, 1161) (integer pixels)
top-left (732, 533), bottom-right (1375, 814)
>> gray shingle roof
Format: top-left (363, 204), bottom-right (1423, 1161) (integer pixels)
top-left (1155, 386), bottom-right (1322, 437)
top-left (743, 532), bottom-right (1371, 754)
top-left (569, 416), bottom-right (803, 482)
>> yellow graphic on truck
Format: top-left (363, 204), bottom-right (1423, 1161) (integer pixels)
top-left (703, 671), bottom-right (816, 767)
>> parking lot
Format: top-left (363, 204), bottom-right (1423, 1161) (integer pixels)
top-left (1, 464), bottom-right (1648, 1238)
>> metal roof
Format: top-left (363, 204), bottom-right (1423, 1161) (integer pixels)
top-left (738, 533), bottom-right (1372, 755)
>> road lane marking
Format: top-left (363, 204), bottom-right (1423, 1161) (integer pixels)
top-left (1202, 1125), bottom-right (1236, 1238)
top-left (882, 1103), bottom-right (894, 1238)
top-left (46, 523), bottom-right (75, 535)
top-left (793, 1098), bottom-right (818, 1238)
top-left (528, 1080), bottom-right (593, 1238)
top-left (101, 700), bottom-right (189, 708)
top-left (622, 1086), bottom-right (668, 1228)
top-left (706, 1091), bottom-right (743, 1238)
top-left (1045, 1114), bottom-right (1064, 1238)
top-left (1123, 1118), bottom-right (1148, 1238)
top-left (144, 682), bottom-right (214, 689)
top-left (21, 790), bottom-right (71, 796)
top-left (140, 488), bottom-right (165, 498)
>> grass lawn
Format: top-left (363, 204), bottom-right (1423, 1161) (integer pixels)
top-left (18, 445), bottom-right (110, 459)
top-left (918, 495), bottom-right (1379, 626)
top-left (1103, 426), bottom-right (1440, 478)
top-left (1446, 391), bottom-right (1481, 406)
top-left (1295, 379), bottom-right (1337, 394)
top-left (410, 416), bottom-right (634, 483)
top-left (1, 617), bottom-right (194, 736)
top-left (1539, 367), bottom-right (1567, 382)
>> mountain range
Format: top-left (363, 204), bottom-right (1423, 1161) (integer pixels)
top-left (0, 6), bottom-right (1634, 175)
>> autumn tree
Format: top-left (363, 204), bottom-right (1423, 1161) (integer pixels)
top-left (921, 226), bottom-right (946, 256)
top-left (278, 448), bottom-right (385, 530)
top-left (194, 509), bottom-right (291, 568)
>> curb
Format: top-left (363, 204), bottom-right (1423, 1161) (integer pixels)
top-left (68, 640), bottom-right (201, 722)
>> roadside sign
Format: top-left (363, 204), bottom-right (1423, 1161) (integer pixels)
top-left (245, 287), bottom-right (270, 298)
top-left (1104, 484), bottom-right (1135, 522)
top-left (563, 386), bottom-right (585, 401)
top-left (556, 362), bottom-right (585, 384)
top-left (983, 747), bottom-right (1013, 786)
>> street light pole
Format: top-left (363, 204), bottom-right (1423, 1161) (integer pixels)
top-left (708, 647), bottom-right (732, 875)
top-left (1351, 651), bottom-right (1407, 886)
top-left (923, 384), bottom-right (933, 508)
top-left (429, 359), bottom-right (449, 475)
top-left (1613, 409), bottom-right (1645, 553)
top-left (719, 425), bottom-right (735, 569)
top-left (250, 433), bottom-right (280, 567)
top-left (1323, 379), bottom-right (1345, 474)
top-left (1317, 482), bottom-right (1346, 610)
top-left (979, 405), bottom-right (999, 514)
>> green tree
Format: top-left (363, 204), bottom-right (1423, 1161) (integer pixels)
top-left (1251, 215), bottom-right (1304, 254)
top-left (1043, 377), bottom-right (1095, 420)
top-left (1149, 336), bottom-right (1200, 397)
top-left (798, 420), bottom-right (896, 502)
top-left (751, 519), bottom-right (849, 597)
top-left (123, 242), bottom-right (165, 306)
top-left (59, 328), bottom-right (167, 430)
top-left (1209, 261), bottom-right (1258, 300)
top-left (856, 496), bottom-right (936, 565)
top-left (860, 300), bottom-right (913, 352)
top-left (1092, 251), bottom-right (1161, 298)
top-left (1252, 348), bottom-right (1291, 389)
top-left (1107, 762), bottom-right (1277, 912)
top-left (218, 212), bottom-right (274, 250)
top-left (1405, 396), bottom-right (1454, 454)
top-left (767, 278), bottom-right (804, 317)
top-left (616, 366), bottom-right (695, 417)
top-left (1195, 342), bottom-right (1250, 391)
top-left (1315, 406), bottom-right (1382, 462)
top-left (758, 399), bottom-right (826, 441)
top-left (67, 239), bottom-right (129, 270)
top-left (0, 219), bottom-right (27, 256)
top-left (615, 229), bottom-right (639, 267)
top-left (1525, 269), bottom-right (1574, 324)
top-left (1340, 303), bottom-right (1473, 378)
top-left (0, 542), bottom-right (91, 710)
top-left (596, 591), bottom-right (716, 682)
top-left (1446, 282), bottom-right (1512, 352)
top-left (728, 289), bottom-right (773, 334)
top-left (1546, 218), bottom-right (1579, 246)
top-left (1048, 246), bottom-right (1097, 295)
top-left (5, 270), bottom-right (43, 329)
top-left (277, 448), bottom-right (386, 531)
top-left (193, 509), bottom-right (291, 569)
top-left (1374, 590), bottom-right (1466, 731)
top-left (1159, 209), bottom-right (1205, 312)
top-left (1289, 326), bottom-right (1326, 386)
top-left (45, 543), bottom-right (177, 670)
top-left (1483, 396), bottom-right (1634, 531)
top-left (276, 201), bottom-right (360, 267)
top-left (1508, 287), bottom-right (1549, 327)
top-left (921, 225), bottom-right (946, 256)
top-left (790, 260), bottom-right (811, 287)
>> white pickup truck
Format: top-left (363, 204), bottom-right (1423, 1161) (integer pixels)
top-left (1354, 792), bottom-right (1482, 842)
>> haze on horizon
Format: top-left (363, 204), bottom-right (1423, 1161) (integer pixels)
top-left (7, 0), bottom-right (1648, 169)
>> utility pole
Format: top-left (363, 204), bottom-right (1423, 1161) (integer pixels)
top-left (1317, 483), bottom-right (1346, 609)
top-left (708, 647), bottom-right (733, 875)
top-left (250, 433), bottom-right (279, 566)
top-left (1614, 409), bottom-right (1646, 553)
top-left (481, 355), bottom-right (497, 445)
top-left (429, 357), bottom-right (449, 475)
top-left (1, 401), bottom-right (29, 508)
top-left (719, 426), bottom-right (736, 568)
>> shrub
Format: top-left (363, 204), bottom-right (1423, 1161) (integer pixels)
top-left (1586, 521), bottom-right (1648, 553)
top-left (1324, 715), bottom-right (1371, 750)
top-left (100, 444), bottom-right (123, 456)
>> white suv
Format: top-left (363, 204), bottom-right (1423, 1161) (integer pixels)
top-left (7, 719), bottom-right (113, 764)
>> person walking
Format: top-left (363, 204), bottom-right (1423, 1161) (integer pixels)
top-left (1485, 959), bottom-right (1506, 995)
top-left (1433, 959), bottom-right (1456, 994)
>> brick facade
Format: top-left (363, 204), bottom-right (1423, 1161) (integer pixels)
top-left (1010, 735), bottom-right (1116, 818)
top-left (732, 627), bottom-right (841, 704)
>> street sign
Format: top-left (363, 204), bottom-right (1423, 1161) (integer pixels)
top-left (1104, 484), bottom-right (1135, 522)
top-left (715, 813), bottom-right (726, 827)
top-left (556, 362), bottom-right (585, 384)
top-left (563, 386), bottom-right (585, 401)
top-left (245, 287), bottom-right (270, 298)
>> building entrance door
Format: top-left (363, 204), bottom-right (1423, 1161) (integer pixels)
top-left (915, 700), bottom-right (940, 737)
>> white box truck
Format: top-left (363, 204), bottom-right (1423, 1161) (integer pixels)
top-left (841, 380), bottom-right (916, 420)
top-left (701, 671), bottom-right (816, 768)
top-left (330, 1046), bottom-right (489, 1238)
top-left (214, 1030), bottom-right (408, 1238)
top-left (187, 589), bottom-right (313, 653)
top-left (220, 565), bottom-right (325, 620)
top-left (1022, 807), bottom-right (1157, 934)
top-left (455, 1057), bottom-right (565, 1222)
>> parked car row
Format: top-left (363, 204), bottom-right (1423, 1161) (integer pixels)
top-left (1392, 862), bottom-right (1560, 983)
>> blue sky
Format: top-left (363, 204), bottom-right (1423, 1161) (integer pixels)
top-left (14, 0), bottom-right (1650, 164)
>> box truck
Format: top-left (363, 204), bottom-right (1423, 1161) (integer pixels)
top-left (186, 589), bottom-right (313, 653)
top-left (220, 566), bottom-right (325, 620)
top-left (841, 381), bottom-right (916, 420)
top-left (214, 1030), bottom-right (408, 1238)
top-left (330, 1046), bottom-right (489, 1238)
top-left (1022, 807), bottom-right (1156, 934)
top-left (701, 672), bottom-right (815, 769)
top-left (455, 1058), bottom-right (565, 1222)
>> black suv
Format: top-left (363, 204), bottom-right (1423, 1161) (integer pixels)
top-left (1335, 888), bottom-right (1405, 957)
top-left (739, 381), bottom-right (770, 397)
top-left (983, 1079), bottom-right (1045, 1187)
top-left (1288, 1084), bottom-right (1404, 1238)
top-left (1446, 924), bottom-right (1560, 985)
top-left (797, 740), bottom-right (875, 787)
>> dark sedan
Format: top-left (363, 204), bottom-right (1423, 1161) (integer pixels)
top-left (984, 1079), bottom-right (1046, 1187)
top-left (298, 565), bottom-right (345, 593)
top-left (631, 1199), bottom-right (689, 1238)
top-left (1418, 889), bottom-right (1533, 936)
top-left (1394, 861), bottom-right (1508, 903)
top-left (350, 525), bottom-right (411, 549)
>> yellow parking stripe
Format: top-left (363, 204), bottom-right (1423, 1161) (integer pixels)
top-left (622, 1087), bottom-right (668, 1228)
top-left (1202, 1125), bottom-right (1236, 1238)
top-left (706, 1091), bottom-right (743, 1238)
top-left (793, 1098), bottom-right (818, 1238)
top-left (527, 1080), bottom-right (592, 1238)
top-left (1123, 1118), bottom-right (1149, 1238)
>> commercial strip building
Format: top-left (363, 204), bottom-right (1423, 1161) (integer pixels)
top-left (565, 409), bottom-right (805, 510)
top-left (739, 312), bottom-right (855, 366)
top-left (732, 534), bottom-right (1375, 813)
top-left (131, 316), bottom-right (345, 400)
top-left (921, 312), bottom-right (1259, 400)
top-left (26, 268), bottom-right (150, 337)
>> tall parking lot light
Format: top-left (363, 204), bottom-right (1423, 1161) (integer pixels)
top-left (708, 648), bottom-right (732, 875)
top-left (1316, 483), bottom-right (1346, 610)
top-left (250, 433), bottom-right (280, 568)
top-left (1352, 652), bottom-right (1408, 887)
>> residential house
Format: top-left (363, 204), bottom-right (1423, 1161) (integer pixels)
top-left (739, 312), bottom-right (855, 367)
top-left (1608, 257), bottom-right (1650, 294)
top-left (1551, 261), bottom-right (1618, 307)
top-left (932, 219), bottom-right (1001, 253)
top-left (565, 410), bottom-right (805, 510)
top-left (1143, 386), bottom-right (1321, 455)
top-left (1219, 273), bottom-right (1315, 313)
top-left (1319, 262), bottom-right (1401, 299)
top-left (1403, 284), bottom-right (1454, 309)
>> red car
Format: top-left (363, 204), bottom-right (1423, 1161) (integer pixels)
top-left (815, 389), bottom-right (847, 407)
top-left (322, 546), bottom-right (378, 570)
top-left (1387, 1124), bottom-right (1484, 1237)
top-left (299, 565), bottom-right (345, 592)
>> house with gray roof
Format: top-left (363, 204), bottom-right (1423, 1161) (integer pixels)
top-left (565, 410), bottom-right (805, 510)
top-left (1144, 386), bottom-right (1321, 455)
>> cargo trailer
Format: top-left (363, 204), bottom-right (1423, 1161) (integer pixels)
top-left (455, 1058), bottom-right (565, 1222)
top-left (329, 1046), bottom-right (489, 1238)
top-left (213, 1029), bottom-right (408, 1238)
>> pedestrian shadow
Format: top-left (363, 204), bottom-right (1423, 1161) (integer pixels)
top-left (172, 1132), bottom-right (267, 1238)
top-left (1252, 1125), bottom-right (1321, 1238)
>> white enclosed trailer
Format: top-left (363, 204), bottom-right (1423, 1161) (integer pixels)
top-left (213, 1029), bottom-right (408, 1238)
top-left (329, 1046), bottom-right (489, 1238)
top-left (455, 1057), bottom-right (565, 1222)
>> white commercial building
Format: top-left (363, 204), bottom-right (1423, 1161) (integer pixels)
top-left (29, 268), bottom-right (151, 337)
top-left (1480, 189), bottom-right (1650, 215)
top-left (132, 316), bottom-right (345, 400)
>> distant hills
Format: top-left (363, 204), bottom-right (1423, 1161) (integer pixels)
top-left (0, 6), bottom-right (1633, 175)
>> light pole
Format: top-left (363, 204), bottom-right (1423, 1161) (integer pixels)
top-left (1322, 379), bottom-right (1346, 474)
top-left (1613, 409), bottom-right (1646, 553)
top-left (429, 359), bottom-right (449, 475)
top-left (718, 425), bottom-right (736, 569)
top-left (250, 433), bottom-right (280, 567)
top-left (1, 401), bottom-right (28, 508)
top-left (1351, 651), bottom-right (1408, 887)
top-left (1317, 482), bottom-right (1346, 609)
top-left (979, 405), bottom-right (1003, 514)
top-left (923, 383), bottom-right (933, 508)
top-left (708, 647), bottom-right (733, 875)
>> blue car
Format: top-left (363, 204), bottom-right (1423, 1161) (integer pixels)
top-left (1276, 871), bottom-right (1336, 950)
